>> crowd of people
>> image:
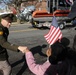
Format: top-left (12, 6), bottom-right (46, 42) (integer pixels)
top-left (0, 0), bottom-right (76, 75)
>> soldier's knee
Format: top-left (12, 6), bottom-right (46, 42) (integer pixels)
top-left (7, 65), bottom-right (11, 71)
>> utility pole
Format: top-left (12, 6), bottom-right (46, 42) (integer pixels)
top-left (53, 0), bottom-right (55, 12)
top-left (57, 0), bottom-right (59, 9)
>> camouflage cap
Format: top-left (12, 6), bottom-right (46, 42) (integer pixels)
top-left (0, 4), bottom-right (15, 21)
top-left (1, 13), bottom-right (14, 22)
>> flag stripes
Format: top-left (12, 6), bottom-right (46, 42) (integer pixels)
top-left (44, 16), bottom-right (62, 45)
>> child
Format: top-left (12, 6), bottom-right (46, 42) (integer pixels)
top-left (24, 41), bottom-right (71, 75)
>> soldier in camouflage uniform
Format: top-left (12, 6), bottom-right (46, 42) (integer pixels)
top-left (0, 12), bottom-right (27, 75)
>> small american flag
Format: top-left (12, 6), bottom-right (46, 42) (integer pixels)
top-left (44, 16), bottom-right (62, 45)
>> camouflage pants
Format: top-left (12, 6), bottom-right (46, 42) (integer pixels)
top-left (0, 60), bottom-right (11, 75)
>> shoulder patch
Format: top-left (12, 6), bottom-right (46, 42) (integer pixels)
top-left (0, 31), bottom-right (3, 35)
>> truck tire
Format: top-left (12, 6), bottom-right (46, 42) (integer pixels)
top-left (58, 23), bottom-right (65, 30)
top-left (30, 18), bottom-right (38, 27)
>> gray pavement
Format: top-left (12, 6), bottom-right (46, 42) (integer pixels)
top-left (9, 24), bottom-right (76, 75)
top-left (0, 22), bottom-right (76, 75)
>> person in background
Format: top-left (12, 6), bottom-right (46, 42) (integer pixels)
top-left (0, 12), bottom-right (27, 75)
top-left (72, 35), bottom-right (76, 51)
top-left (68, 1), bottom-right (76, 75)
top-left (68, 0), bottom-right (76, 30)
top-left (24, 40), bottom-right (72, 75)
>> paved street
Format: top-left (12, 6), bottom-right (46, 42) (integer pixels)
top-left (5, 23), bottom-right (76, 75)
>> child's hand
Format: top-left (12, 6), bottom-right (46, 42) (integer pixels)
top-left (46, 48), bottom-right (51, 57)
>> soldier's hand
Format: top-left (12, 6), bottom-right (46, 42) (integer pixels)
top-left (18, 46), bottom-right (28, 53)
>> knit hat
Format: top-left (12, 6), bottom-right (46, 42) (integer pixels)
top-left (49, 41), bottom-right (66, 64)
